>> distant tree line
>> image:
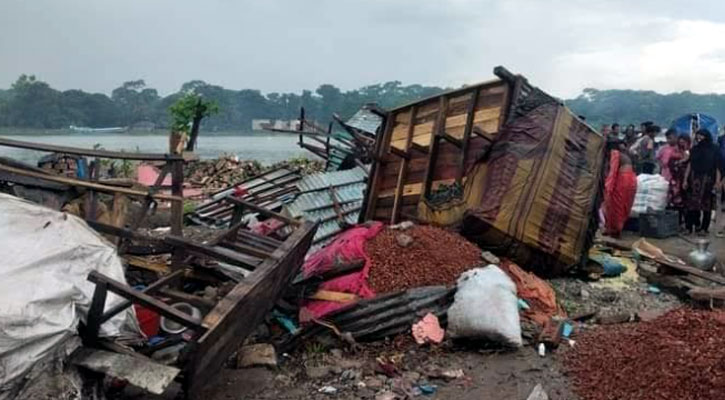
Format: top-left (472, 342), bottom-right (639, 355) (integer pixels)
top-left (3, 75), bottom-right (725, 132)
top-left (0, 75), bottom-right (445, 130)
top-left (566, 88), bottom-right (725, 130)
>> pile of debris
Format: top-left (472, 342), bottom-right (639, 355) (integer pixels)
top-left (565, 308), bottom-right (725, 400)
top-left (185, 155), bottom-right (325, 194)
top-left (185, 155), bottom-right (265, 192)
top-left (366, 224), bottom-right (482, 293)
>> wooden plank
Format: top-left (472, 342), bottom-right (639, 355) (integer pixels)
top-left (85, 281), bottom-right (108, 342)
top-left (363, 111), bottom-right (395, 221)
top-left (391, 106), bottom-right (417, 224)
top-left (0, 137), bottom-right (190, 161)
top-left (187, 221), bottom-right (317, 397)
top-left (170, 160), bottom-right (184, 236)
top-left (0, 164), bottom-right (182, 202)
top-left (86, 220), bottom-right (166, 246)
top-left (422, 96), bottom-right (448, 198)
top-left (218, 240), bottom-right (274, 259)
top-left (100, 269), bottom-right (185, 324)
top-left (457, 88), bottom-right (480, 184)
top-left (164, 235), bottom-right (261, 270)
top-left (88, 271), bottom-right (206, 331)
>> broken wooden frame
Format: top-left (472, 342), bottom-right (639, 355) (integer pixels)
top-left (84, 215), bottom-right (318, 398)
top-left (361, 66), bottom-right (536, 224)
top-left (0, 137), bottom-right (193, 236)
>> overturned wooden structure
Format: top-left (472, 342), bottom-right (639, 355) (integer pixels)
top-left (361, 67), bottom-right (605, 273)
top-left (84, 205), bottom-right (317, 398)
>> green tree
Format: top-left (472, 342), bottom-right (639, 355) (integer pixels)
top-left (169, 92), bottom-right (219, 151)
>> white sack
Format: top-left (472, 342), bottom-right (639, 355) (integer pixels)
top-left (0, 193), bottom-right (138, 387)
top-left (631, 174), bottom-right (669, 217)
top-left (447, 265), bottom-right (522, 347)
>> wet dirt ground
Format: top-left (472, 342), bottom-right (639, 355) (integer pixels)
top-left (124, 233), bottom-right (725, 400)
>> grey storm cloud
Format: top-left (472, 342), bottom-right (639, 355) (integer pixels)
top-left (2, 0), bottom-right (725, 98)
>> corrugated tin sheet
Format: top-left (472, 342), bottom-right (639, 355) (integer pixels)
top-left (286, 167), bottom-right (367, 248)
top-left (345, 108), bottom-right (383, 136)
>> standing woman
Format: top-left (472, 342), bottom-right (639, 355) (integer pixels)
top-left (603, 137), bottom-right (638, 237)
top-left (670, 135), bottom-right (691, 228)
top-left (683, 129), bottom-right (721, 235)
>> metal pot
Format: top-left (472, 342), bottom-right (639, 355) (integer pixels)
top-left (688, 239), bottom-right (716, 271)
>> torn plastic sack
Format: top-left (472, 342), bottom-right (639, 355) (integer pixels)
top-left (447, 265), bottom-right (523, 347)
top-left (299, 222), bottom-right (384, 320)
top-left (498, 261), bottom-right (567, 327)
top-left (0, 193), bottom-right (140, 389)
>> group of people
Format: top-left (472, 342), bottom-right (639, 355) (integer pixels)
top-left (601, 121), bottom-right (723, 238)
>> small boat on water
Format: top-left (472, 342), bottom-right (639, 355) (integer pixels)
top-left (69, 125), bottom-right (128, 133)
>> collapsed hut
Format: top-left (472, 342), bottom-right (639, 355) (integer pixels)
top-left (360, 66), bottom-right (605, 274)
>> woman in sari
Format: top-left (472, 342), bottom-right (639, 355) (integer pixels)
top-left (683, 129), bottom-right (721, 235)
top-left (603, 138), bottom-right (638, 237)
top-left (657, 129), bottom-right (679, 181)
top-left (669, 135), bottom-right (690, 227)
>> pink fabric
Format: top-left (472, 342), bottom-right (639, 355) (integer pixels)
top-left (657, 144), bottom-right (677, 181)
top-left (250, 218), bottom-right (285, 236)
top-left (137, 164), bottom-right (172, 186)
top-left (412, 313), bottom-right (445, 345)
top-left (299, 222), bottom-right (384, 320)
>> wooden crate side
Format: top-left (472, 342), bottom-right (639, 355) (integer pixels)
top-left (187, 221), bottom-right (317, 397)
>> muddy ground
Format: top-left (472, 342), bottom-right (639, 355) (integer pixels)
top-left (122, 232), bottom-right (724, 400)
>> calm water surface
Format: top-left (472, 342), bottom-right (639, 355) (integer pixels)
top-left (0, 130), bottom-right (310, 165)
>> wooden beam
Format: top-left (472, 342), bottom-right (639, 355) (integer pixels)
top-left (187, 221), bottom-right (317, 397)
top-left (0, 164), bottom-right (182, 202)
top-left (226, 197), bottom-right (302, 226)
top-left (362, 112), bottom-right (394, 221)
top-left (88, 271), bottom-right (206, 331)
top-left (440, 133), bottom-right (462, 148)
top-left (100, 269), bottom-right (186, 324)
top-left (218, 240), bottom-right (274, 259)
top-left (164, 235), bottom-right (261, 270)
top-left (86, 220), bottom-right (166, 246)
top-left (170, 160), bottom-right (184, 236)
top-left (457, 88), bottom-right (480, 184)
top-left (0, 137), bottom-right (191, 161)
top-left (391, 106), bottom-right (417, 224)
top-left (388, 146), bottom-right (410, 160)
top-left (422, 96), bottom-right (449, 198)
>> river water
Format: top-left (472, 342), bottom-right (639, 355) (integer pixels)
top-left (0, 131), bottom-right (310, 165)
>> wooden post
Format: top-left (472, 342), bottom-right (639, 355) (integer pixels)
top-left (170, 160), bottom-right (184, 236)
top-left (391, 106), bottom-right (417, 224)
top-left (422, 96), bottom-right (449, 198)
top-left (85, 281), bottom-right (108, 344)
top-left (457, 88), bottom-right (480, 185)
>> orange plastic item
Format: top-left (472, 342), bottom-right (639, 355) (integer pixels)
top-left (498, 261), bottom-right (566, 326)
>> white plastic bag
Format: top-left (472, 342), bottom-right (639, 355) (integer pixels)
top-left (630, 174), bottom-right (669, 217)
top-left (447, 265), bottom-right (522, 347)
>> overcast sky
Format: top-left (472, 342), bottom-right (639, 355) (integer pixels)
top-left (2, 0), bottom-right (725, 98)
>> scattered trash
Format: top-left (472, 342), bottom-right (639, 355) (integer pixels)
top-left (411, 313), bottom-right (445, 345)
top-left (318, 385), bottom-right (338, 395)
top-left (526, 383), bottom-right (549, 400)
top-left (236, 343), bottom-right (277, 369)
top-left (518, 298), bottom-right (531, 310)
top-left (417, 383), bottom-right (438, 395)
top-left (561, 322), bottom-right (574, 338)
top-left (396, 233), bottom-right (414, 248)
top-left (481, 251), bottom-right (500, 265)
top-left (537, 343), bottom-right (546, 357)
top-left (588, 252), bottom-right (626, 277)
top-left (375, 391), bottom-right (397, 400)
top-left (647, 285), bottom-right (661, 294)
top-left (390, 221), bottom-right (414, 231)
top-left (499, 261), bottom-right (566, 327)
top-left (427, 368), bottom-right (465, 380)
top-left (447, 266), bottom-right (523, 347)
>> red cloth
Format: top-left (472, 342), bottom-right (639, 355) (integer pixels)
top-left (604, 151), bottom-right (637, 236)
top-left (299, 222), bottom-right (384, 320)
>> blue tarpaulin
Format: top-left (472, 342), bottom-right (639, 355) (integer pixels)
top-left (670, 113), bottom-right (719, 141)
